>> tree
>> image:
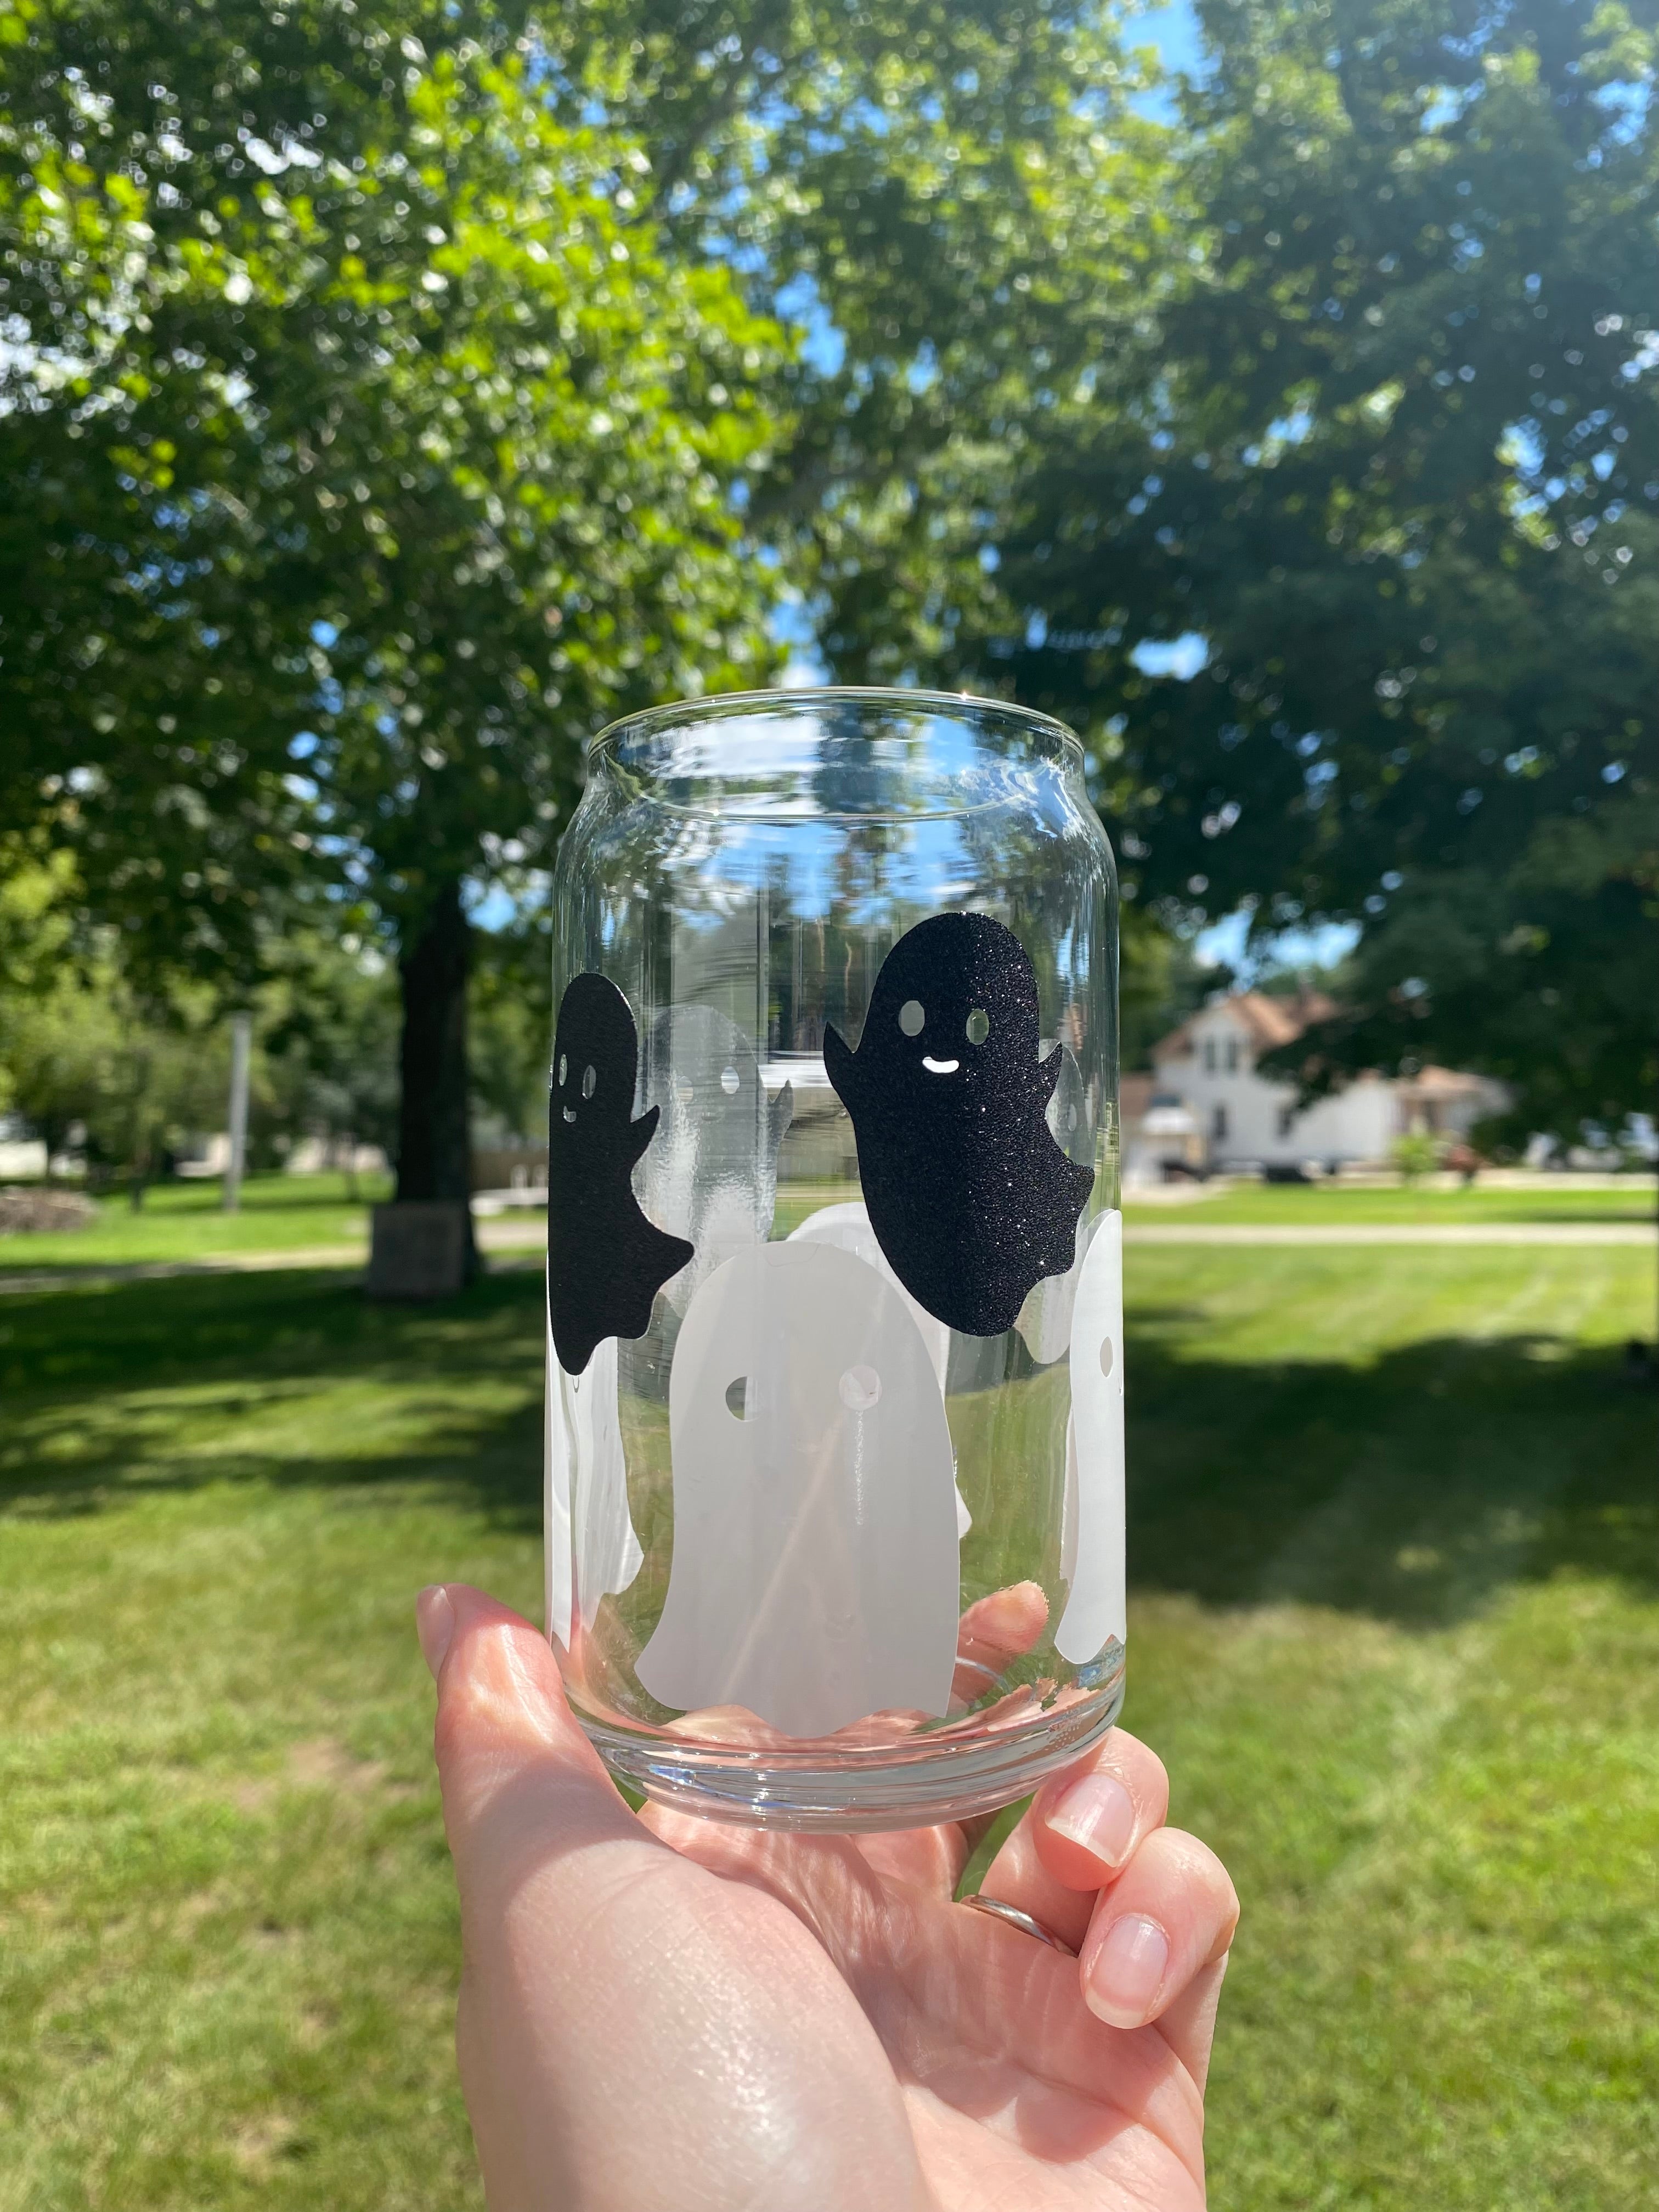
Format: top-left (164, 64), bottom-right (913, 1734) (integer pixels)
top-left (259, 935), bottom-right (401, 1186)
top-left (0, 863), bottom-right (120, 1176)
top-left (3, 0), bottom-right (789, 1265)
top-left (562, 0), bottom-right (1228, 1079)
top-left (0, 971), bottom-right (123, 1177)
top-left (778, 0), bottom-right (1659, 1139)
top-left (0, 958), bottom-right (239, 1195)
top-left (469, 924), bottom-right (554, 1147)
top-left (1120, 909), bottom-right (1222, 1073)
top-left (1262, 800), bottom-right (1659, 1149)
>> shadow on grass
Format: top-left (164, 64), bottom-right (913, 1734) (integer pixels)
top-left (1, 1268), bottom-right (1654, 1628)
top-left (0, 1267), bottom-right (548, 1535)
top-left (1127, 1298), bottom-right (1659, 1626)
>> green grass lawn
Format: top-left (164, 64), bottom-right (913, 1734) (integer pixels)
top-left (0, 1238), bottom-right (1655, 2207)
top-left (0, 1173), bottom-right (396, 1272)
top-left (0, 1169), bottom-right (1650, 1282)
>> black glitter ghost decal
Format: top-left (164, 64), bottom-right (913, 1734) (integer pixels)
top-left (548, 973), bottom-right (695, 1375)
top-left (823, 913), bottom-right (1095, 1337)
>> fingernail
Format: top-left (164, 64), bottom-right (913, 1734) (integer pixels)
top-left (416, 1585), bottom-right (455, 1681)
top-left (1048, 1772), bottom-right (1137, 1867)
top-left (1085, 1914), bottom-right (1169, 2027)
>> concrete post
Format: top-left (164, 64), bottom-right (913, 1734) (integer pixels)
top-left (224, 1011), bottom-right (253, 1213)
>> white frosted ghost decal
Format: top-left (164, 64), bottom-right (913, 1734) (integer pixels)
top-left (544, 1304), bottom-right (572, 1649)
top-left (636, 1005), bottom-right (793, 1314)
top-left (545, 1305), bottom-right (642, 1644)
top-left (788, 1199), bottom-right (970, 1538)
top-left (1054, 1210), bottom-right (1125, 1665)
top-left (637, 1241), bottom-right (960, 1738)
top-left (566, 1335), bottom-right (642, 1629)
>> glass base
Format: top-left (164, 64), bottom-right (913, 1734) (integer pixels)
top-left (580, 1646), bottom-right (1126, 1832)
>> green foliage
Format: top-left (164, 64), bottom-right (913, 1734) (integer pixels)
top-left (952, 0), bottom-right (1659, 894)
top-left (1262, 803), bottom-right (1659, 1141)
top-left (776, 0), bottom-right (1659, 1135)
top-left (1390, 1128), bottom-right (1442, 1183)
top-left (0, 962), bottom-right (126, 1165)
top-left (1, 974), bottom-right (275, 1192)
top-left (258, 937), bottom-right (402, 1168)
top-left (0, 875), bottom-right (237, 1186)
top-left (1, 0), bottom-right (789, 980)
top-left (0, 879), bottom-right (405, 1188)
top-left (1120, 907), bottom-right (1221, 1071)
top-left (467, 943), bottom-right (550, 1145)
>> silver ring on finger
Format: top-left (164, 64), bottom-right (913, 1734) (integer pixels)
top-left (960, 1892), bottom-right (1078, 1956)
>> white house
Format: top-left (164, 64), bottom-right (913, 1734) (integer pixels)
top-left (1133, 991), bottom-right (1507, 1176)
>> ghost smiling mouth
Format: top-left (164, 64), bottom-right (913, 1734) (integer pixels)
top-left (921, 1054), bottom-right (960, 1075)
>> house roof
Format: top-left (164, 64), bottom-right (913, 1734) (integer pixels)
top-left (1397, 1065), bottom-right (1497, 1100)
top-left (1153, 989), bottom-right (1340, 1061)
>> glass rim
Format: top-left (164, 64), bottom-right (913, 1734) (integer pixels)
top-left (586, 684), bottom-right (1086, 766)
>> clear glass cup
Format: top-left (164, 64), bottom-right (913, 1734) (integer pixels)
top-left (545, 687), bottom-right (1124, 1830)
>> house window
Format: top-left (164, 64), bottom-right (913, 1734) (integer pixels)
top-left (1277, 1105), bottom-right (1296, 1139)
top-left (1203, 1037), bottom-right (1217, 1073)
top-left (1225, 1037), bottom-right (1239, 1073)
top-left (1211, 1103), bottom-right (1228, 1143)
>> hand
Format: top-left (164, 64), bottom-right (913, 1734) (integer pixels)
top-left (419, 1584), bottom-right (1239, 2212)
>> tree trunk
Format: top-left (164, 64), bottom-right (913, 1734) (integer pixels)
top-left (395, 879), bottom-right (477, 1278)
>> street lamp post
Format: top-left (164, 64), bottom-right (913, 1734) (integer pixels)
top-left (224, 1011), bottom-right (253, 1214)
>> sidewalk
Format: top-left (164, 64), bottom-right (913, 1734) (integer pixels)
top-left (1123, 1222), bottom-right (1652, 1247)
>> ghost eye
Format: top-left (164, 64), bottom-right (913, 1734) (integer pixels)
top-left (720, 1064), bottom-right (740, 1096)
top-left (557, 1053), bottom-right (568, 1087)
top-left (725, 1376), bottom-right (749, 1420)
top-left (838, 1364), bottom-right (882, 1412)
top-left (1099, 1338), bottom-right (1115, 1379)
top-left (582, 1064), bottom-right (597, 1100)
top-left (898, 1000), bottom-right (925, 1037)
top-left (966, 1008), bottom-right (990, 1046)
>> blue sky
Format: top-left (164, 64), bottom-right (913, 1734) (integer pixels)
top-left (1128, 1), bottom-right (1206, 97)
top-left (1196, 910), bottom-right (1360, 978)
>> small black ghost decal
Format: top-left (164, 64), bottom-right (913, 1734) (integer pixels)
top-left (548, 973), bottom-right (694, 1376)
top-left (824, 913), bottom-right (1095, 1337)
